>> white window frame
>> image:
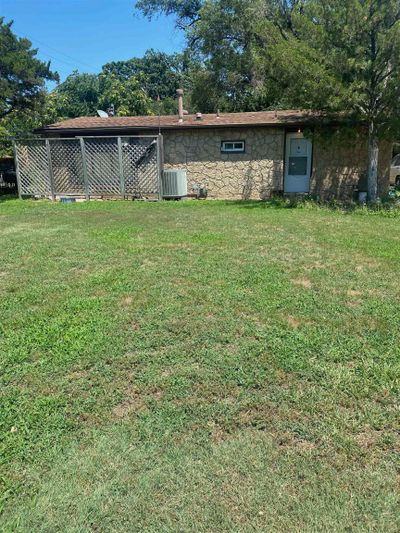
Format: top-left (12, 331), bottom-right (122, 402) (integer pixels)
top-left (221, 140), bottom-right (245, 153)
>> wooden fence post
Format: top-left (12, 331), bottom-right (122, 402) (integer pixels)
top-left (79, 137), bottom-right (90, 201)
top-left (45, 139), bottom-right (56, 201)
top-left (12, 140), bottom-right (22, 199)
top-left (117, 137), bottom-right (125, 198)
top-left (157, 134), bottom-right (164, 200)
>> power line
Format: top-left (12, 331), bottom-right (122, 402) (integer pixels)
top-left (37, 50), bottom-right (86, 71)
top-left (30, 36), bottom-right (94, 71)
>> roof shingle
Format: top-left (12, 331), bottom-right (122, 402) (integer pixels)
top-left (39, 110), bottom-right (318, 134)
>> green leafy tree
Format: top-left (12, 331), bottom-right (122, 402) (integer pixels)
top-left (135, 1), bottom-right (269, 112)
top-left (54, 72), bottom-right (101, 117)
top-left (136, 0), bottom-right (204, 30)
top-left (102, 50), bottom-right (189, 97)
top-left (49, 72), bottom-right (154, 118)
top-left (0, 18), bottom-right (58, 119)
top-left (253, 0), bottom-right (400, 201)
top-left (0, 18), bottom-right (58, 155)
top-left (137, 0), bottom-right (400, 200)
top-left (190, 0), bottom-right (261, 112)
top-left (47, 50), bottom-right (195, 120)
top-left (102, 49), bottom-right (196, 114)
top-left (98, 74), bottom-right (154, 116)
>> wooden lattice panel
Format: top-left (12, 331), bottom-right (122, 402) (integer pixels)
top-left (122, 137), bottom-right (159, 197)
top-left (15, 136), bottom-right (161, 199)
top-left (50, 139), bottom-right (85, 195)
top-left (16, 140), bottom-right (51, 196)
top-left (83, 138), bottom-right (121, 196)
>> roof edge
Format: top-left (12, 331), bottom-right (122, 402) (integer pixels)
top-left (35, 120), bottom-right (323, 136)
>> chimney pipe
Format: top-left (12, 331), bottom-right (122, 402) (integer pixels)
top-left (177, 89), bottom-right (184, 122)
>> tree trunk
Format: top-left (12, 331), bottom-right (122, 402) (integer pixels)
top-left (367, 121), bottom-right (379, 202)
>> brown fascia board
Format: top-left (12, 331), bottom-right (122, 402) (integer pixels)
top-left (35, 120), bottom-right (319, 137)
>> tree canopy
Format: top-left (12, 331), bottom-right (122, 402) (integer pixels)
top-left (136, 0), bottom-right (204, 30)
top-left (0, 17), bottom-right (58, 120)
top-left (136, 0), bottom-right (400, 200)
top-left (0, 17), bottom-right (58, 155)
top-left (44, 48), bottom-right (197, 121)
top-left (102, 49), bottom-right (193, 99)
top-left (255, 0), bottom-right (400, 199)
top-left (2, 2), bottom-right (400, 199)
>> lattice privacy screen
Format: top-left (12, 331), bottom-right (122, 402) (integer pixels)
top-left (14, 136), bottom-right (161, 199)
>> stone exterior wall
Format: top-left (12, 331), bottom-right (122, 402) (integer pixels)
top-left (163, 125), bottom-right (391, 200)
top-left (163, 127), bottom-right (285, 200)
top-left (50, 124), bottom-right (391, 200)
top-left (311, 130), bottom-right (391, 200)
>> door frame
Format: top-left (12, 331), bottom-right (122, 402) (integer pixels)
top-left (284, 131), bottom-right (313, 193)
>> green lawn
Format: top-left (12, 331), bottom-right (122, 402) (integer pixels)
top-left (0, 198), bottom-right (399, 532)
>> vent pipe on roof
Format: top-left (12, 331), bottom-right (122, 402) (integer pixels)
top-left (177, 89), bottom-right (184, 122)
top-left (196, 112), bottom-right (202, 120)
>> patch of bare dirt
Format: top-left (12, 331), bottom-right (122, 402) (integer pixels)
top-left (354, 428), bottom-right (400, 452)
top-left (346, 300), bottom-right (362, 308)
top-left (144, 387), bottom-right (164, 400)
top-left (276, 431), bottom-right (317, 450)
top-left (210, 424), bottom-right (228, 443)
top-left (354, 257), bottom-right (382, 273)
top-left (140, 258), bottom-right (156, 268)
top-left (292, 277), bottom-right (312, 289)
top-left (79, 412), bottom-right (104, 426)
top-left (367, 288), bottom-right (388, 297)
top-left (347, 289), bottom-right (362, 298)
top-left (237, 404), bottom-right (308, 429)
top-left (286, 315), bottom-right (301, 329)
top-left (66, 370), bottom-right (88, 381)
top-left (355, 430), bottom-right (380, 449)
top-left (311, 260), bottom-right (328, 270)
top-left (112, 389), bottom-right (147, 418)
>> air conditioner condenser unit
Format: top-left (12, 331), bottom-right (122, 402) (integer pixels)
top-left (161, 169), bottom-right (187, 199)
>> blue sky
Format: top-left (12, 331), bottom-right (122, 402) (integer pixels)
top-left (1, 0), bottom-right (184, 86)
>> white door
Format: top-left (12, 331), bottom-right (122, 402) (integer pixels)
top-left (284, 133), bottom-right (312, 193)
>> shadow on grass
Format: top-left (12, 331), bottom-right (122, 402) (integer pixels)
top-left (222, 196), bottom-right (400, 215)
top-left (221, 197), bottom-right (357, 211)
top-left (222, 198), bottom-right (297, 210)
top-left (0, 194), bottom-right (18, 203)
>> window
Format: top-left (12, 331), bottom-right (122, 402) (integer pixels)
top-left (288, 156), bottom-right (308, 175)
top-left (221, 140), bottom-right (245, 153)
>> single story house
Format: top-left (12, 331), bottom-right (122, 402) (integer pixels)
top-left (37, 92), bottom-right (391, 200)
